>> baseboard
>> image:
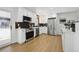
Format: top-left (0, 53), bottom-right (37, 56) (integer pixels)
top-left (11, 41), bottom-right (17, 44)
top-left (0, 42), bottom-right (11, 48)
top-left (0, 40), bottom-right (17, 48)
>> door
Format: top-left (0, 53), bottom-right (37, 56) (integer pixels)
top-left (48, 18), bottom-right (56, 35)
top-left (0, 11), bottom-right (11, 47)
top-left (0, 17), bottom-right (11, 47)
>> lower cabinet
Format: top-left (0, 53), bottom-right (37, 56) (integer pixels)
top-left (62, 31), bottom-right (73, 52)
top-left (17, 29), bottom-right (26, 44)
top-left (33, 27), bottom-right (39, 37)
top-left (39, 27), bottom-right (47, 34)
top-left (36, 28), bottom-right (39, 37)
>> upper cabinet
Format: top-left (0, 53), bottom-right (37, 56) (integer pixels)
top-left (17, 8), bottom-right (28, 22)
top-left (17, 8), bottom-right (37, 25)
top-left (27, 11), bottom-right (38, 26)
top-left (39, 15), bottom-right (47, 23)
top-left (31, 13), bottom-right (38, 26)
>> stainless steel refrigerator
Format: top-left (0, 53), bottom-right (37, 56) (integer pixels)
top-left (48, 18), bottom-right (56, 35)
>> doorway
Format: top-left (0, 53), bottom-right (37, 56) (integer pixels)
top-left (48, 18), bottom-right (56, 35)
top-left (0, 10), bottom-right (11, 47)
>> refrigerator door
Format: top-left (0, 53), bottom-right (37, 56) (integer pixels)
top-left (48, 19), bottom-right (55, 35)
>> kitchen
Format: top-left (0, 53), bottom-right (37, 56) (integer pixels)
top-left (0, 7), bottom-right (79, 52)
top-left (15, 8), bottom-right (48, 44)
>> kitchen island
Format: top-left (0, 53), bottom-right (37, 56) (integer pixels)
top-left (61, 28), bottom-right (75, 52)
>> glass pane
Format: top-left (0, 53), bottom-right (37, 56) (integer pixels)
top-left (0, 17), bottom-right (10, 41)
top-left (0, 17), bottom-right (10, 28)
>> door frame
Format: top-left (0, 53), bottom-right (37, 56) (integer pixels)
top-left (0, 10), bottom-right (12, 48)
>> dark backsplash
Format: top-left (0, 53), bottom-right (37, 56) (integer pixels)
top-left (15, 22), bottom-right (30, 28)
top-left (39, 23), bottom-right (48, 27)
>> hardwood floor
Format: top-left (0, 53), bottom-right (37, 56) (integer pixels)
top-left (0, 34), bottom-right (63, 52)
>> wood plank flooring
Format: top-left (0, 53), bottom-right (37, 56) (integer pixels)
top-left (0, 34), bottom-right (63, 52)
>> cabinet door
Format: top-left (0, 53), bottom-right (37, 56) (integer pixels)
top-left (17, 29), bottom-right (26, 44)
top-left (39, 27), bottom-right (42, 34)
top-left (39, 15), bottom-right (47, 23)
top-left (39, 27), bottom-right (47, 34)
top-left (43, 27), bottom-right (47, 34)
top-left (74, 32), bottom-right (79, 52)
top-left (64, 32), bottom-right (73, 52)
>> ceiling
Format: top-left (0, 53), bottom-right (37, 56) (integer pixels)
top-left (25, 7), bottom-right (79, 15)
top-left (1, 7), bottom-right (78, 15)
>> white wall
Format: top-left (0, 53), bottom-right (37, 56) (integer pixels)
top-left (0, 10), bottom-right (10, 18)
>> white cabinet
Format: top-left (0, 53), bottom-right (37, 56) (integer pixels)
top-left (39, 15), bottom-right (47, 23)
top-left (73, 23), bottom-right (79, 52)
top-left (73, 32), bottom-right (79, 51)
top-left (31, 13), bottom-right (38, 26)
top-left (33, 28), bottom-right (36, 37)
top-left (62, 30), bottom-right (73, 52)
top-left (39, 27), bottom-right (47, 34)
top-left (17, 28), bottom-right (26, 44)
